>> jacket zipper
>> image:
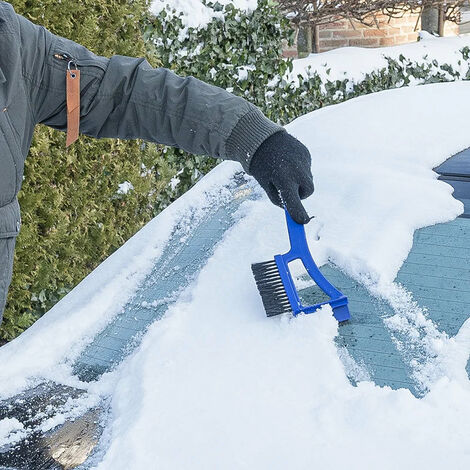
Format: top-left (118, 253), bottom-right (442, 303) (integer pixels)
top-left (53, 52), bottom-right (106, 72)
top-left (53, 52), bottom-right (78, 71)
top-left (53, 52), bottom-right (74, 62)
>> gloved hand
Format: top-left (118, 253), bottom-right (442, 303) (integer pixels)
top-left (249, 130), bottom-right (314, 224)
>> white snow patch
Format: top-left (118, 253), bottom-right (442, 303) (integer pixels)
top-left (116, 181), bottom-right (134, 195)
top-left (0, 418), bottom-right (26, 447)
top-left (237, 65), bottom-right (256, 81)
top-left (169, 176), bottom-right (180, 191)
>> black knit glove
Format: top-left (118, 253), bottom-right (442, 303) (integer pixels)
top-left (249, 130), bottom-right (314, 224)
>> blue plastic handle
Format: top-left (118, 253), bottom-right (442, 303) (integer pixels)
top-left (274, 208), bottom-right (350, 321)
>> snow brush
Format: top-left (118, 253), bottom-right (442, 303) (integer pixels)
top-left (251, 208), bottom-right (350, 322)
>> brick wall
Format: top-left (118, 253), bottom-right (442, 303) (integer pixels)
top-left (319, 13), bottom-right (421, 52)
top-left (282, 11), bottom-right (460, 58)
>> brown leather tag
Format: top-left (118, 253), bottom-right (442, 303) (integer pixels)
top-left (66, 69), bottom-right (80, 147)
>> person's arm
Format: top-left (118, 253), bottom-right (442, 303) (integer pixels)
top-left (17, 9), bottom-right (314, 223)
top-left (17, 12), bottom-right (280, 171)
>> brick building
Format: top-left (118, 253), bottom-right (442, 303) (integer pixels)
top-left (283, 10), bottom-right (461, 57)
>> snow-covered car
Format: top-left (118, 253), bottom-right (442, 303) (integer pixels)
top-left (1, 81), bottom-right (470, 469)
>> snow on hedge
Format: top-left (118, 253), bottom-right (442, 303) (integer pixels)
top-left (288, 32), bottom-right (470, 89)
top-left (150, 0), bottom-right (258, 32)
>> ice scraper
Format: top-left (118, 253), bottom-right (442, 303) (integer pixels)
top-left (251, 208), bottom-right (350, 322)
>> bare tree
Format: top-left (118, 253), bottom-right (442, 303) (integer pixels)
top-left (278, 1), bottom-right (466, 52)
top-left (383, 1), bottom-right (465, 34)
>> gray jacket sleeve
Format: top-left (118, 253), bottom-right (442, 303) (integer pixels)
top-left (17, 12), bottom-right (282, 171)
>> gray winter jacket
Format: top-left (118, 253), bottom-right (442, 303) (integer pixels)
top-left (0, 2), bottom-right (282, 322)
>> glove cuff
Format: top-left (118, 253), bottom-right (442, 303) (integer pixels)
top-left (225, 106), bottom-right (282, 172)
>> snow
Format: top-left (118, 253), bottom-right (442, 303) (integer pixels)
top-left (116, 181), bottom-right (134, 195)
top-left (150, 0), bottom-right (257, 33)
top-left (0, 419), bottom-right (25, 447)
top-left (288, 34), bottom-right (470, 89)
top-left (169, 175), bottom-right (180, 191)
top-left (237, 65), bottom-right (256, 81)
top-left (1, 80), bottom-right (470, 467)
